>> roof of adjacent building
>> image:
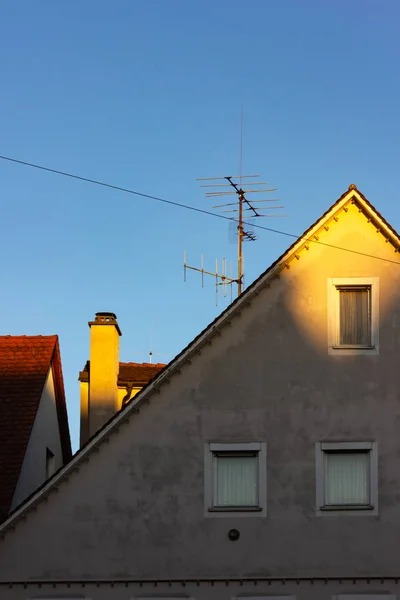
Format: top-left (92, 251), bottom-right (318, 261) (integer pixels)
top-left (0, 335), bottom-right (72, 522)
top-left (78, 361), bottom-right (166, 386)
top-left (118, 362), bottom-right (167, 384)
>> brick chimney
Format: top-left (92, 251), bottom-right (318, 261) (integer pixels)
top-left (80, 312), bottom-right (121, 446)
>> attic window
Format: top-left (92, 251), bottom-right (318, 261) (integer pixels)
top-left (328, 278), bottom-right (379, 355)
top-left (337, 286), bottom-right (371, 346)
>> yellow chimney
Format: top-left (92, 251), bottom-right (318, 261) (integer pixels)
top-left (80, 312), bottom-right (121, 445)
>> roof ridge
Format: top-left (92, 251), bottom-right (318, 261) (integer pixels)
top-left (119, 361), bottom-right (167, 367)
top-left (0, 334), bottom-right (58, 340)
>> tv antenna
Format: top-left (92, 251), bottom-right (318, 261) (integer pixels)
top-left (184, 105), bottom-right (285, 303)
top-left (129, 351), bottom-right (173, 364)
top-left (129, 321), bottom-right (173, 363)
top-left (184, 174), bottom-right (285, 303)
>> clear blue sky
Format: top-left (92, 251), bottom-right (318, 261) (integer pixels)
top-left (1, 1), bottom-right (399, 452)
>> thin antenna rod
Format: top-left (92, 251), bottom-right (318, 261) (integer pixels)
top-left (149, 319), bottom-right (154, 363)
top-left (239, 102), bottom-right (243, 188)
top-left (200, 182), bottom-right (269, 188)
top-left (238, 103), bottom-right (244, 295)
top-left (196, 174), bottom-right (259, 181)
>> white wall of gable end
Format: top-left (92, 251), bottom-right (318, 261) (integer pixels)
top-left (10, 365), bottom-right (64, 512)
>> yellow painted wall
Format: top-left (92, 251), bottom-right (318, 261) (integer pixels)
top-left (80, 316), bottom-right (121, 445)
top-left (89, 324), bottom-right (119, 411)
top-left (79, 381), bottom-right (89, 447)
top-left (117, 386), bottom-right (142, 408)
top-left (80, 380), bottom-right (144, 441)
top-left (282, 193), bottom-right (400, 351)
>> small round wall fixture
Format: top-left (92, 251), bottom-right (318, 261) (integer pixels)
top-left (228, 528), bottom-right (240, 541)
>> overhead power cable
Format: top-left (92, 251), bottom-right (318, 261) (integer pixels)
top-left (1, 154), bottom-right (400, 267)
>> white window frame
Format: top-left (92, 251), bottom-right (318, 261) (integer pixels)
top-left (316, 441), bottom-right (378, 516)
top-left (204, 442), bottom-right (267, 517)
top-left (328, 277), bottom-right (379, 355)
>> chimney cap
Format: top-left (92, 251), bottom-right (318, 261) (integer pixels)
top-left (89, 312), bottom-right (122, 335)
top-left (96, 311), bottom-right (117, 319)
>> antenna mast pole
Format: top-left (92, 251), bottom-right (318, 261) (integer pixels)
top-left (238, 188), bottom-right (243, 295)
top-left (237, 102), bottom-right (244, 295)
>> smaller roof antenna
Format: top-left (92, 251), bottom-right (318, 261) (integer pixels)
top-left (130, 320), bottom-right (173, 364)
top-left (149, 319), bottom-right (154, 363)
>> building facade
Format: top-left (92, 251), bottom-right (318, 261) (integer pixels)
top-left (1, 186), bottom-right (400, 600)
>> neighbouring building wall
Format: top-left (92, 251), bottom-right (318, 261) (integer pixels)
top-left (10, 366), bottom-right (63, 512)
top-left (3, 203), bottom-right (400, 585)
top-left (79, 378), bottom-right (90, 446)
top-left (81, 379), bottom-right (143, 415)
top-left (117, 385), bottom-right (142, 407)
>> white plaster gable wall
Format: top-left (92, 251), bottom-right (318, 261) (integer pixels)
top-left (10, 365), bottom-right (64, 512)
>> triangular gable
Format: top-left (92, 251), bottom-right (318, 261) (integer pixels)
top-left (0, 336), bottom-right (72, 523)
top-left (1, 184), bottom-right (399, 535)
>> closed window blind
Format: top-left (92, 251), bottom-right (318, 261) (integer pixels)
top-left (339, 287), bottom-right (371, 346)
top-left (214, 454), bottom-right (258, 507)
top-left (325, 451), bottom-right (370, 505)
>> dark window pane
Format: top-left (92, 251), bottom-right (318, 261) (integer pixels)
top-left (339, 288), bottom-right (370, 345)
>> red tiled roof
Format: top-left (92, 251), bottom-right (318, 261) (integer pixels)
top-left (79, 361), bottom-right (166, 385)
top-left (0, 336), bottom-right (72, 522)
top-left (118, 362), bottom-right (166, 384)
